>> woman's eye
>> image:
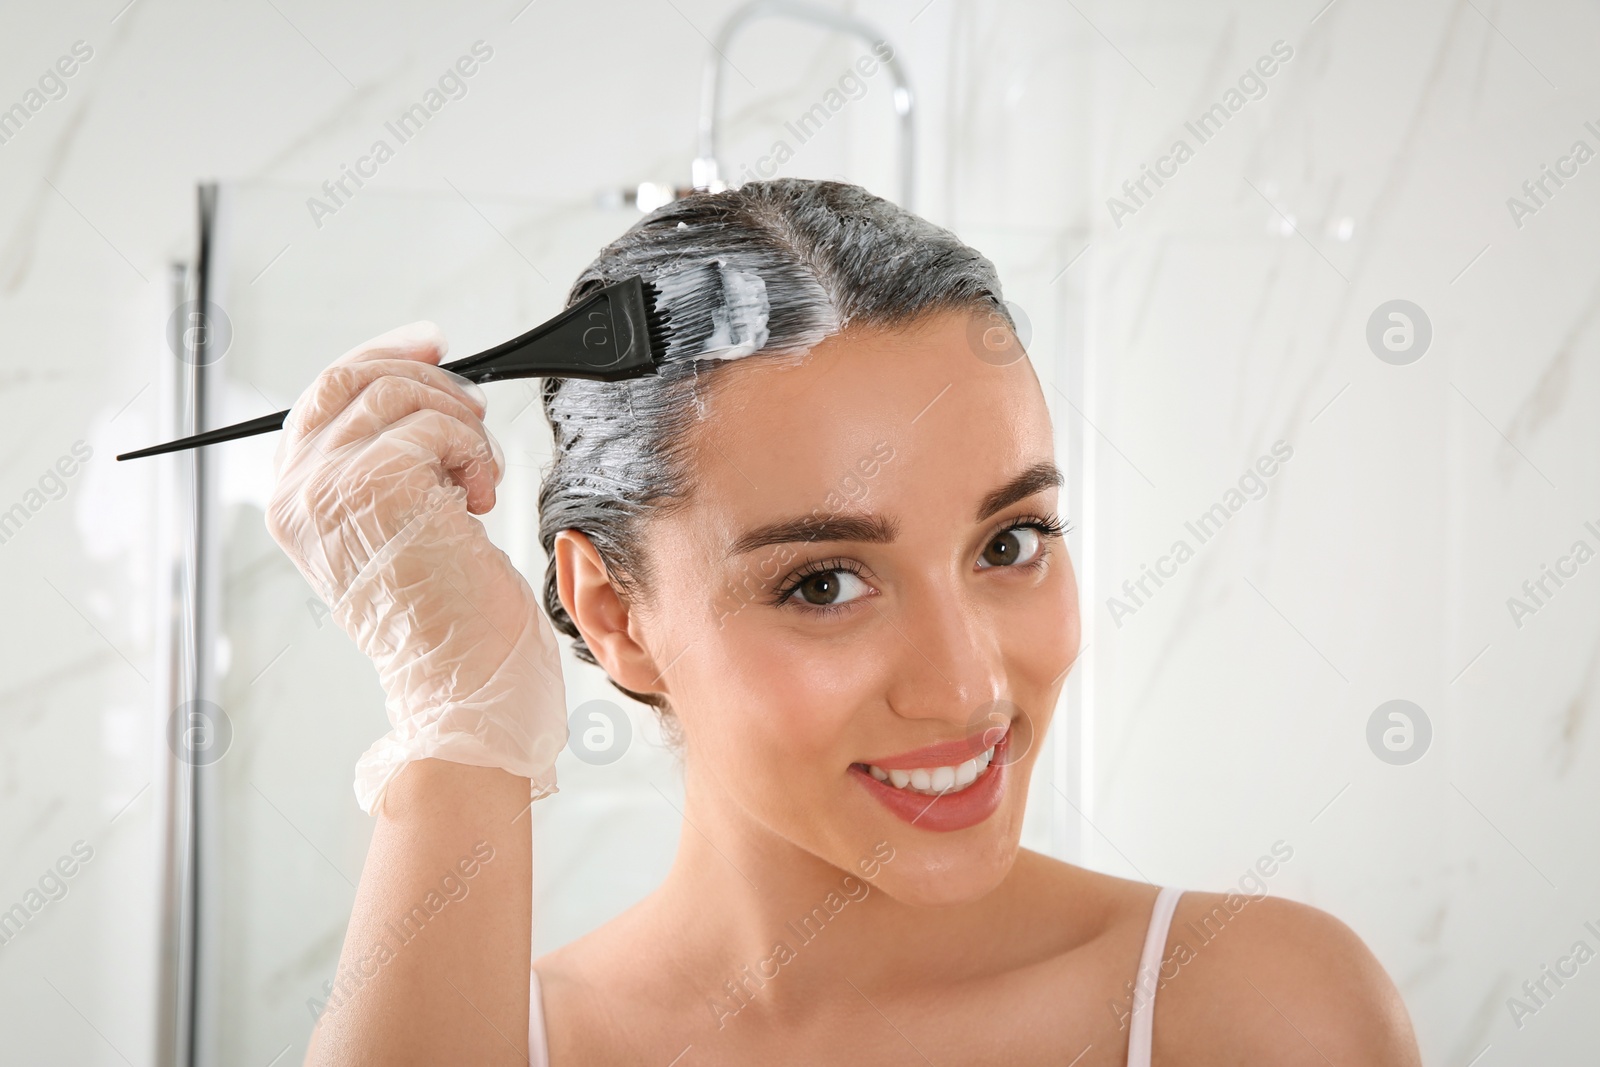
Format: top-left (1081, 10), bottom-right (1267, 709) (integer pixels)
top-left (789, 568), bottom-right (870, 608)
top-left (978, 526), bottom-right (1044, 569)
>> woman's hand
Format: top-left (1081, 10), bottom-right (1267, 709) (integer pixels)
top-left (266, 320), bottom-right (568, 812)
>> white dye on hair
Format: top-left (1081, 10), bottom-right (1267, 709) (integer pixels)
top-left (699, 266), bottom-right (769, 360)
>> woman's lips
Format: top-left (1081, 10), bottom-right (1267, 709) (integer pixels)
top-left (850, 728), bottom-right (1010, 832)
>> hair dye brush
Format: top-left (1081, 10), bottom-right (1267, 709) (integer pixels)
top-left (117, 276), bottom-right (668, 461)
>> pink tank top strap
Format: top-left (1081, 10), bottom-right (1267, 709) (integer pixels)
top-left (1126, 886), bottom-right (1184, 1067)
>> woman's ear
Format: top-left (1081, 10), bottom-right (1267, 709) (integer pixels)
top-left (553, 530), bottom-right (666, 699)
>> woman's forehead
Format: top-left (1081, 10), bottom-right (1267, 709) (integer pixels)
top-left (676, 310), bottom-right (1053, 533)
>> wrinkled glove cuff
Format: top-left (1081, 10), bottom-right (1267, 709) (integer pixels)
top-left (337, 494), bottom-right (570, 815)
top-left (351, 602), bottom-right (568, 814)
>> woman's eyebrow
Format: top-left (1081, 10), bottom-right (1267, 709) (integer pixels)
top-left (726, 514), bottom-right (897, 558)
top-left (724, 459), bottom-right (1063, 558)
top-left (974, 460), bottom-right (1063, 522)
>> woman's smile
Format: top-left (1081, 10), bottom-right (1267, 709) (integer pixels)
top-left (851, 722), bottom-right (1012, 832)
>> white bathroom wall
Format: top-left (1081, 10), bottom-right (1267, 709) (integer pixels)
top-left (0, 0), bottom-right (1593, 1064)
top-left (1066, 1), bottom-right (1600, 1063)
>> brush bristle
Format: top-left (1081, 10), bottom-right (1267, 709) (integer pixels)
top-left (641, 279), bottom-right (672, 362)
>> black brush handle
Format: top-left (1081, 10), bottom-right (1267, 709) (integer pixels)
top-left (116, 410), bottom-right (292, 461)
top-left (117, 277), bottom-right (659, 462)
top-left (115, 350), bottom-right (498, 462)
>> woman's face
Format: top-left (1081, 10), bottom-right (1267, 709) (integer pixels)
top-left (631, 308), bottom-right (1079, 906)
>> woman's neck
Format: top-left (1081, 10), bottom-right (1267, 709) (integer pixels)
top-left (640, 764), bottom-right (1036, 1010)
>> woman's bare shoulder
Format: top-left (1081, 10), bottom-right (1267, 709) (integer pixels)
top-left (1150, 891), bottom-right (1421, 1066)
top-left (533, 899), bottom-right (684, 1064)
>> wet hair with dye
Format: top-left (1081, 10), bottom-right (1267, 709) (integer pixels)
top-left (538, 178), bottom-right (1013, 711)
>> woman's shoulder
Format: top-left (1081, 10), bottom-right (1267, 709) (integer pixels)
top-left (1149, 889), bottom-right (1422, 1066)
top-left (1013, 851), bottom-right (1419, 1065)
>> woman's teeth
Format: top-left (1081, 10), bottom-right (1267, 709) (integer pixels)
top-left (865, 746), bottom-right (995, 795)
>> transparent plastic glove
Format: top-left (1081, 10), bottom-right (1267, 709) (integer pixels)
top-left (265, 321), bottom-right (567, 815)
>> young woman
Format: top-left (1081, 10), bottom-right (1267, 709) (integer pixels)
top-left (268, 179), bottom-right (1422, 1066)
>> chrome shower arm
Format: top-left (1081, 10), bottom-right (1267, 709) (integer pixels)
top-left (692, 0), bottom-right (915, 209)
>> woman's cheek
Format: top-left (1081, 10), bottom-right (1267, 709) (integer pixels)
top-left (718, 624), bottom-right (880, 760)
top-left (1049, 556), bottom-right (1083, 668)
top-left (1011, 559), bottom-right (1081, 705)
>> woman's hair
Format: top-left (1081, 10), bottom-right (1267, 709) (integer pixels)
top-left (538, 178), bottom-right (1012, 710)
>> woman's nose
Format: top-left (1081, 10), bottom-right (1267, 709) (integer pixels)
top-left (880, 582), bottom-right (1007, 726)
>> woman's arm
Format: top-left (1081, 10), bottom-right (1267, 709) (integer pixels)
top-left (305, 760), bottom-right (531, 1066)
top-left (263, 322), bottom-right (566, 1066)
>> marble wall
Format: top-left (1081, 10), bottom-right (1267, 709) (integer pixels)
top-left (1071, 2), bottom-right (1600, 1062)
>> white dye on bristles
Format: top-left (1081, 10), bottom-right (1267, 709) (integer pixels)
top-left (651, 262), bottom-right (767, 361)
top-left (649, 257), bottom-right (839, 364)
